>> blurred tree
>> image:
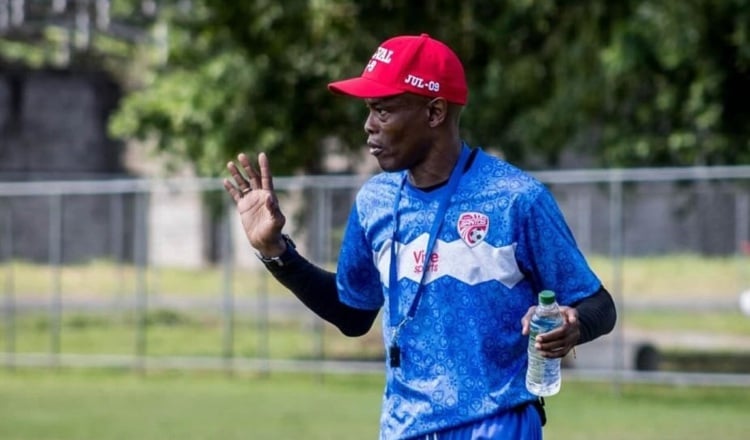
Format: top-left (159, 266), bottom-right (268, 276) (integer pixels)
top-left (109, 0), bottom-right (750, 172)
top-left (5, 1), bottom-right (747, 172)
top-left (596, 1), bottom-right (750, 166)
top-left (110, 0), bottom-right (372, 176)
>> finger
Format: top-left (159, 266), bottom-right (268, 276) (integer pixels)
top-left (536, 340), bottom-right (569, 357)
top-left (537, 328), bottom-right (578, 356)
top-left (223, 178), bottom-right (242, 203)
top-left (258, 152), bottom-right (274, 192)
top-left (227, 160), bottom-right (251, 192)
top-left (536, 334), bottom-right (566, 349)
top-left (535, 324), bottom-right (569, 344)
top-left (549, 346), bottom-right (570, 359)
top-left (239, 153), bottom-right (261, 190)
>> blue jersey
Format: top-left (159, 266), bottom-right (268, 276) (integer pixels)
top-left (336, 145), bottom-right (600, 439)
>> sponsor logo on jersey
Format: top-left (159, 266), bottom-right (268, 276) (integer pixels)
top-left (457, 212), bottom-right (489, 247)
top-left (412, 249), bottom-right (439, 274)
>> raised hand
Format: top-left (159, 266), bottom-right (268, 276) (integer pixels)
top-left (223, 152), bottom-right (287, 257)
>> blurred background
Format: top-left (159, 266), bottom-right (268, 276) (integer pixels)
top-left (1, 1), bottom-right (749, 439)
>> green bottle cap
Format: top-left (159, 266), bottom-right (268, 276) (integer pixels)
top-left (539, 290), bottom-right (556, 305)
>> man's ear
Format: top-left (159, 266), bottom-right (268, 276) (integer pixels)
top-left (427, 98), bottom-right (449, 127)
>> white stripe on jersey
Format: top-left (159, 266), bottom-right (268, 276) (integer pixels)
top-left (375, 234), bottom-right (524, 288)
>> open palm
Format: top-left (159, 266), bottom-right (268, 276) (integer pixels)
top-left (223, 152), bottom-right (287, 254)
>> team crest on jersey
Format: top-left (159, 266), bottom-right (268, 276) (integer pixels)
top-left (457, 212), bottom-right (489, 247)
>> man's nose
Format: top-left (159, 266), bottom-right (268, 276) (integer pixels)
top-left (364, 111), bottom-right (377, 135)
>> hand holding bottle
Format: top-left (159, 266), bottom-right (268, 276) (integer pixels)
top-left (521, 301), bottom-right (580, 359)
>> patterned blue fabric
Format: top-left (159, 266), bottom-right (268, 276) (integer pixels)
top-left (336, 146), bottom-right (600, 439)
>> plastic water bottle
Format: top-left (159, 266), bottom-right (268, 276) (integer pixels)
top-left (526, 290), bottom-right (564, 396)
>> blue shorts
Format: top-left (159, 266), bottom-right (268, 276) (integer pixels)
top-left (413, 402), bottom-right (543, 440)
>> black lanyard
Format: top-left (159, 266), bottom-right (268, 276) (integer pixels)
top-left (387, 145), bottom-right (471, 366)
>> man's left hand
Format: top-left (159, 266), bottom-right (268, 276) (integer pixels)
top-left (520, 306), bottom-right (580, 359)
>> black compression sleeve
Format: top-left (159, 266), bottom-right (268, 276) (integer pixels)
top-left (573, 286), bottom-right (617, 345)
top-left (263, 246), bottom-right (379, 337)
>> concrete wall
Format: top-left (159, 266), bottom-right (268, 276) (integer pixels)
top-left (0, 66), bottom-right (134, 264)
top-left (0, 67), bottom-right (122, 176)
top-left (553, 181), bottom-right (749, 257)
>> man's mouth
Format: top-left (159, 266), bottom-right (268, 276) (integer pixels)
top-left (368, 143), bottom-right (384, 156)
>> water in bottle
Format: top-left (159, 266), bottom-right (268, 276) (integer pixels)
top-left (525, 290), bottom-right (564, 396)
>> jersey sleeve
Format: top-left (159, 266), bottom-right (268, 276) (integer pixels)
top-left (516, 186), bottom-right (601, 306)
top-left (336, 200), bottom-right (384, 311)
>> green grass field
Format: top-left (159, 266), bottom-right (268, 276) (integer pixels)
top-left (2, 253), bottom-right (749, 301)
top-left (0, 369), bottom-right (748, 440)
top-left (3, 254), bottom-right (749, 365)
top-left (1, 256), bottom-right (749, 439)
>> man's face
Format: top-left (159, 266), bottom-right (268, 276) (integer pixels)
top-left (363, 94), bottom-right (433, 172)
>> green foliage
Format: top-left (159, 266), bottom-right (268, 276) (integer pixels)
top-left (598, 1), bottom-right (750, 166)
top-left (109, 0), bottom-right (750, 172)
top-left (4, 1), bottom-right (750, 172)
top-left (110, 0), bottom-right (369, 176)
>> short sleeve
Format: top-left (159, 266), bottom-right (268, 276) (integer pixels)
top-left (336, 201), bottom-right (384, 311)
top-left (515, 187), bottom-right (601, 305)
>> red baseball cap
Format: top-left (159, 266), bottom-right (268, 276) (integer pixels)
top-left (328, 33), bottom-right (468, 105)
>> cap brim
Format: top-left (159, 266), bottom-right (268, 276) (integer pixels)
top-left (328, 76), bottom-right (404, 99)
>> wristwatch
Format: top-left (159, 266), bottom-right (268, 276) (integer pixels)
top-left (256, 234), bottom-right (296, 267)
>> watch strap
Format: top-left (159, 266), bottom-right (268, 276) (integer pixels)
top-left (256, 234), bottom-right (296, 267)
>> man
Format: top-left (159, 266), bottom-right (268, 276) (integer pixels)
top-left (224, 33), bottom-right (616, 440)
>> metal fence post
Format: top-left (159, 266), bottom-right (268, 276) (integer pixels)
top-left (2, 204), bottom-right (16, 370)
top-left (48, 193), bottom-right (63, 369)
top-left (575, 190), bottom-right (593, 254)
top-left (609, 173), bottom-right (625, 395)
top-left (133, 191), bottom-right (148, 375)
top-left (257, 263), bottom-right (270, 376)
top-left (221, 203), bottom-right (235, 377)
top-left (311, 186), bottom-right (331, 381)
top-left (109, 191), bottom-right (126, 308)
top-left (737, 192), bottom-right (750, 287)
